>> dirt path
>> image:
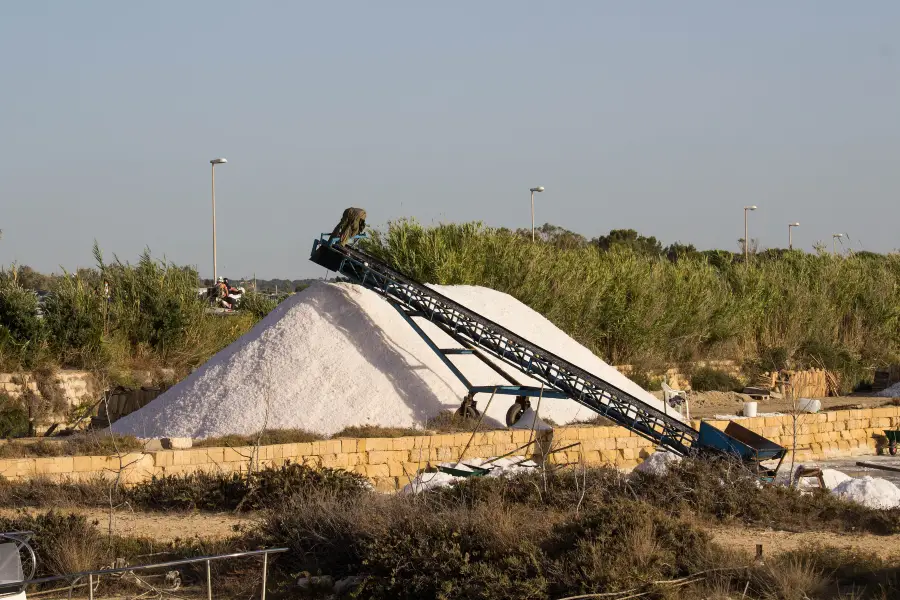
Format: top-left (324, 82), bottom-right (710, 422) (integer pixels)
top-left (688, 393), bottom-right (892, 418)
top-left (706, 524), bottom-right (900, 559)
top-left (0, 507), bottom-right (251, 541)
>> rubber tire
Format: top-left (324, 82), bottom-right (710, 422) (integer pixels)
top-left (890, 444), bottom-right (897, 456)
top-left (506, 402), bottom-right (526, 427)
top-left (457, 404), bottom-right (480, 419)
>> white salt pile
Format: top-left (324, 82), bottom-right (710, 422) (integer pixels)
top-left (876, 382), bottom-right (900, 398)
top-left (832, 476), bottom-right (900, 509)
top-left (633, 451), bottom-right (682, 476)
top-left (509, 407), bottom-right (553, 432)
top-left (821, 469), bottom-right (853, 490)
top-left (112, 282), bottom-right (674, 439)
top-left (401, 456), bottom-right (538, 494)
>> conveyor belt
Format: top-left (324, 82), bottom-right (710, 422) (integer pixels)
top-left (311, 237), bottom-right (699, 455)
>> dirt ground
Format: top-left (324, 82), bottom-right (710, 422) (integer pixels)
top-left (682, 392), bottom-right (895, 418)
top-left (0, 507), bottom-right (251, 541)
top-left (707, 524), bottom-right (900, 559)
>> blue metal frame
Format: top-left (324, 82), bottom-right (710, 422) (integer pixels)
top-left (388, 295), bottom-right (569, 401)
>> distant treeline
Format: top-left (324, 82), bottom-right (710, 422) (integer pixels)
top-left (363, 220), bottom-right (900, 392)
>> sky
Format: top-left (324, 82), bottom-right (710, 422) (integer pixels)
top-left (1, 2), bottom-right (898, 279)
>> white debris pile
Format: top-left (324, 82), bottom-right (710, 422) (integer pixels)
top-left (111, 282), bottom-right (672, 439)
top-left (790, 466), bottom-right (852, 490)
top-left (401, 456), bottom-right (538, 494)
top-left (633, 451), bottom-right (682, 477)
top-left (832, 476), bottom-right (900, 509)
top-left (876, 382), bottom-right (900, 398)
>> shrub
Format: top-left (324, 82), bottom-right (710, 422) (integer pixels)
top-left (42, 273), bottom-right (105, 367)
top-left (194, 428), bottom-right (322, 447)
top-left (363, 221), bottom-right (900, 371)
top-left (238, 291), bottom-right (278, 320)
top-left (331, 425), bottom-right (421, 438)
top-left (0, 433), bottom-right (143, 459)
top-left (125, 461), bottom-right (370, 511)
top-left (0, 393), bottom-right (29, 438)
top-left (690, 367), bottom-right (742, 392)
top-left (0, 274), bottom-right (46, 367)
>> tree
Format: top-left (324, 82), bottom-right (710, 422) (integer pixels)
top-left (663, 242), bottom-right (699, 262)
top-left (592, 229), bottom-right (663, 256)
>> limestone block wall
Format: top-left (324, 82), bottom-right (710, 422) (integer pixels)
top-left (0, 408), bottom-right (898, 492)
top-left (0, 371), bottom-right (97, 407)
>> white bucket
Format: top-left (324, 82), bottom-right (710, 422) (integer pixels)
top-left (743, 401), bottom-right (758, 418)
top-left (798, 398), bottom-right (821, 413)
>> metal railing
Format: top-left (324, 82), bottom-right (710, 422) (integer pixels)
top-left (3, 546), bottom-right (288, 600)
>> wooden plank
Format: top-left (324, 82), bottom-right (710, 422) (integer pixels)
top-left (856, 461), bottom-right (900, 473)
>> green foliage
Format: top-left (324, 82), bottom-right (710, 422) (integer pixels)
top-left (125, 461), bottom-right (370, 511)
top-left (0, 244), bottom-right (258, 379)
top-left (0, 393), bottom-right (29, 438)
top-left (43, 273), bottom-right (104, 366)
top-left (237, 291), bottom-right (278, 320)
top-left (0, 271), bottom-right (46, 367)
top-left (592, 228), bottom-right (664, 255)
top-left (690, 367), bottom-right (742, 392)
top-left (364, 221), bottom-right (900, 388)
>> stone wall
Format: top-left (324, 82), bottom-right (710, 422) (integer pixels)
top-left (0, 371), bottom-right (97, 407)
top-left (2, 407), bottom-right (898, 492)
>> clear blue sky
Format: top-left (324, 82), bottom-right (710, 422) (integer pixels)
top-left (1, 1), bottom-right (897, 278)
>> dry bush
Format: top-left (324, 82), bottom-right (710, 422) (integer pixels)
top-left (194, 428), bottom-right (323, 447)
top-left (47, 529), bottom-right (106, 576)
top-left (0, 432), bottom-right (142, 458)
top-left (0, 475), bottom-right (109, 508)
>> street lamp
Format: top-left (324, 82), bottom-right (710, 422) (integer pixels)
top-left (530, 186), bottom-right (544, 242)
top-left (210, 158), bottom-right (227, 283)
top-left (743, 205), bottom-right (757, 260)
top-left (788, 222), bottom-right (800, 250)
top-left (832, 233), bottom-right (844, 256)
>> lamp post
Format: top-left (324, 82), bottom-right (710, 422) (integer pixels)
top-left (210, 158), bottom-right (227, 283)
top-left (529, 186), bottom-right (544, 241)
top-left (788, 222), bottom-right (800, 250)
top-left (743, 205), bottom-right (757, 260)
top-left (832, 233), bottom-right (844, 256)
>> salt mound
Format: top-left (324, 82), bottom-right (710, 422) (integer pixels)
top-left (111, 282), bottom-right (676, 439)
top-left (634, 451), bottom-right (682, 476)
top-left (821, 469), bottom-right (853, 490)
top-left (832, 476), bottom-right (900, 509)
top-left (401, 456), bottom-right (538, 494)
top-left (876, 382), bottom-right (900, 398)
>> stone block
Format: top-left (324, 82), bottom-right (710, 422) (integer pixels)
top-left (373, 477), bottom-right (398, 493)
top-left (365, 463), bottom-right (391, 478)
top-left (73, 456), bottom-right (92, 472)
top-left (872, 407), bottom-right (897, 419)
top-left (161, 437), bottom-right (193, 450)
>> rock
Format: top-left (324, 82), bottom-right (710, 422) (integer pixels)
top-left (296, 575), bottom-right (335, 593)
top-left (334, 576), bottom-right (364, 596)
top-left (161, 437), bottom-right (192, 450)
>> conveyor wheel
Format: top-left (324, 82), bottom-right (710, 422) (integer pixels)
top-left (505, 397), bottom-right (530, 426)
top-left (456, 393), bottom-right (480, 419)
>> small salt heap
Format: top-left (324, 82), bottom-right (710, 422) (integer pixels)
top-left (634, 451), bottom-right (682, 476)
top-left (832, 476), bottom-right (900, 509)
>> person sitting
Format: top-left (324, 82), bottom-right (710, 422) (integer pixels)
top-left (214, 278), bottom-right (232, 309)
